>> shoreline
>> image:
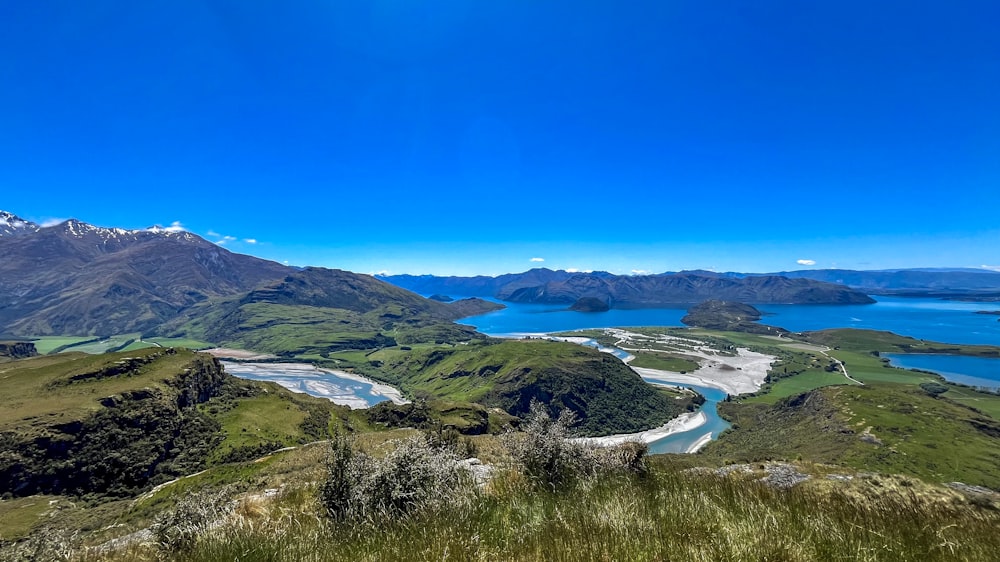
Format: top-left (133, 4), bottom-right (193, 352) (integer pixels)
top-left (220, 361), bottom-right (409, 409)
top-left (573, 410), bottom-right (708, 447)
top-left (685, 432), bottom-right (714, 453)
top-left (318, 367), bottom-right (409, 406)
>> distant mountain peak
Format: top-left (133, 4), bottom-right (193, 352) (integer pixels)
top-left (42, 217), bottom-right (197, 242)
top-left (0, 210), bottom-right (40, 237)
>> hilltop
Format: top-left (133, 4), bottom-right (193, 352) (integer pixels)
top-left (375, 339), bottom-right (692, 435)
top-left (680, 300), bottom-right (788, 335)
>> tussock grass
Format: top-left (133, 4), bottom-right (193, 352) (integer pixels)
top-left (76, 467), bottom-right (1000, 562)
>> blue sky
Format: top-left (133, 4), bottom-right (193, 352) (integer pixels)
top-left (2, 1), bottom-right (998, 275)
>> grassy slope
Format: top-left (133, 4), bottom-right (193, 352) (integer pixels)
top-left (0, 348), bottom-right (200, 431)
top-left (705, 384), bottom-right (1000, 488)
top-left (805, 328), bottom-right (1000, 357)
top-left (0, 348), bottom-right (368, 490)
top-left (16, 444), bottom-right (999, 562)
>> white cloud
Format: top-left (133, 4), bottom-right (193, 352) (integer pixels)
top-left (631, 269), bottom-right (650, 275)
top-left (164, 221), bottom-right (186, 233)
top-left (244, 238), bottom-right (257, 244)
top-left (797, 259), bottom-right (816, 266)
top-left (566, 268), bottom-right (579, 273)
top-left (40, 218), bottom-right (67, 227)
top-left (981, 265), bottom-right (1000, 272)
top-left (207, 229), bottom-right (220, 237)
top-left (215, 235), bottom-right (237, 245)
top-left (530, 257), bottom-right (545, 262)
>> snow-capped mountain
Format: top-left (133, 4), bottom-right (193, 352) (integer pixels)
top-left (0, 211), bottom-right (40, 238)
top-left (0, 212), bottom-right (290, 336)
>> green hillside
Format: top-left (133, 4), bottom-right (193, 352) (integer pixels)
top-left (0, 349), bottom-right (363, 499)
top-left (160, 268), bottom-right (495, 357)
top-left (377, 339), bottom-right (691, 435)
top-left (706, 384), bottom-right (1000, 488)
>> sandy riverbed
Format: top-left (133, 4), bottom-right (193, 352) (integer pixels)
top-left (573, 411), bottom-right (708, 447)
top-left (632, 346), bottom-right (774, 395)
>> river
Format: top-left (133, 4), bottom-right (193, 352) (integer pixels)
top-left (460, 295), bottom-right (1000, 451)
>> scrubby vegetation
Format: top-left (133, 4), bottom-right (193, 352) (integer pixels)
top-left (8, 411), bottom-right (998, 562)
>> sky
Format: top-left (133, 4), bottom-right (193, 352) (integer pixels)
top-left (2, 1), bottom-right (999, 276)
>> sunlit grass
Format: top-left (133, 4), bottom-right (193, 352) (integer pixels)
top-left (88, 466), bottom-right (1000, 562)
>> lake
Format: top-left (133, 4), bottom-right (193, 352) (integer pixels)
top-left (461, 296), bottom-right (1000, 346)
top-left (884, 354), bottom-right (1000, 390)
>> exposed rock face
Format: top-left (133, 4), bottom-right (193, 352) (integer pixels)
top-left (569, 296), bottom-right (610, 312)
top-left (0, 211), bottom-right (40, 238)
top-left (0, 341), bottom-right (37, 359)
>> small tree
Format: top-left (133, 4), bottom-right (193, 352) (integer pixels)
top-left (919, 382), bottom-right (949, 398)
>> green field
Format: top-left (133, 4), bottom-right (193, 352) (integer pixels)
top-left (747, 370), bottom-right (859, 403)
top-left (0, 495), bottom-right (59, 540)
top-left (207, 394), bottom-right (309, 461)
top-left (627, 351), bottom-right (700, 372)
top-left (0, 349), bottom-right (202, 430)
top-left (144, 337), bottom-right (216, 350)
top-left (55, 333), bottom-right (145, 354)
top-left (27, 336), bottom-right (98, 354)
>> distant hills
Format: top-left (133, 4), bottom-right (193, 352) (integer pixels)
top-left (380, 268), bottom-right (875, 307)
top-left (381, 266), bottom-right (1000, 307)
top-left (758, 268), bottom-right (1000, 297)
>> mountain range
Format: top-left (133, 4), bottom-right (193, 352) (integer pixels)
top-left (380, 268), bottom-right (875, 307)
top-left (381, 266), bottom-right (1000, 307)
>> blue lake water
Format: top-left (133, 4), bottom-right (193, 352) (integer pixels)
top-left (884, 354), bottom-right (1000, 390)
top-left (462, 296), bottom-right (1000, 346)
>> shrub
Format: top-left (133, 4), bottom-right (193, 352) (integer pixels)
top-left (423, 425), bottom-right (478, 458)
top-left (0, 527), bottom-right (79, 562)
top-left (320, 434), bottom-right (472, 524)
top-left (151, 486), bottom-right (235, 555)
top-left (501, 401), bottom-right (650, 490)
top-left (920, 382), bottom-right (949, 397)
top-left (501, 401), bottom-right (597, 489)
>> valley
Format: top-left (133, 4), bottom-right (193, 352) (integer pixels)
top-left (2, 212), bottom-right (1000, 559)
